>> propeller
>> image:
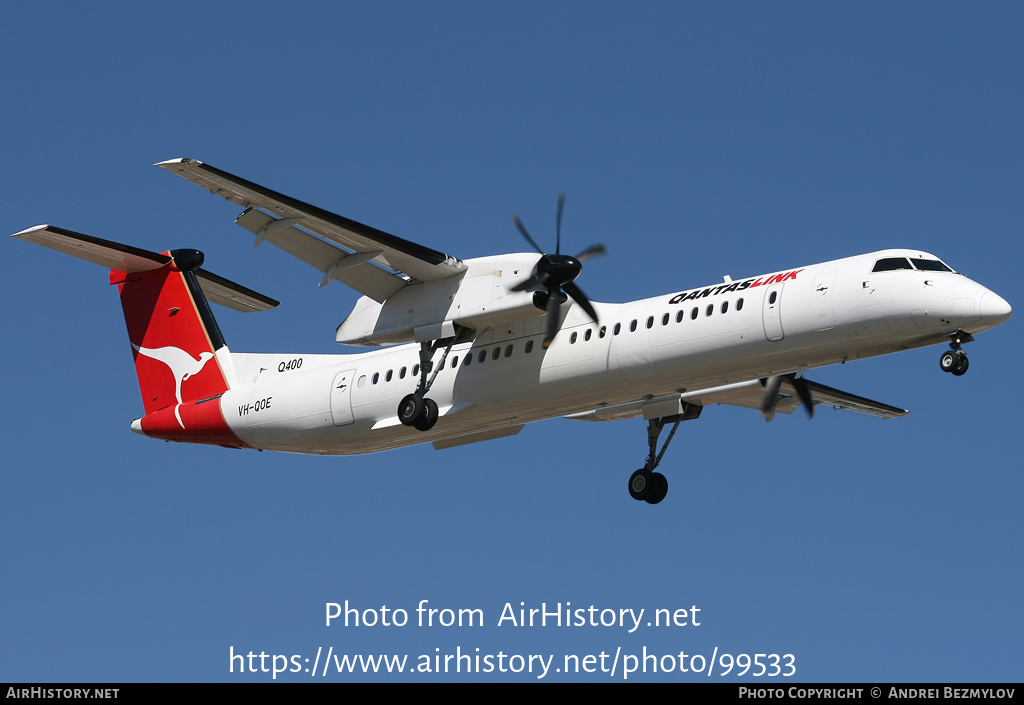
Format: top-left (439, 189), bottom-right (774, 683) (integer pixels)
top-left (510, 194), bottom-right (606, 348)
top-left (760, 373), bottom-right (815, 421)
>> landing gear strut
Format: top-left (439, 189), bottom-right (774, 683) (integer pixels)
top-left (939, 331), bottom-right (973, 376)
top-left (628, 405), bottom-right (701, 504)
top-left (398, 338), bottom-right (455, 432)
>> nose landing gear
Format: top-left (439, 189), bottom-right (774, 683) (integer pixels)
top-left (939, 331), bottom-right (973, 376)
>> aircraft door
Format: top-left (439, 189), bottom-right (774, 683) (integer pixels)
top-left (810, 270), bottom-right (837, 331)
top-left (330, 369), bottom-right (357, 426)
top-left (762, 284), bottom-right (785, 342)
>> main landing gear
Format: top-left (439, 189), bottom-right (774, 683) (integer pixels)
top-left (628, 404), bottom-right (701, 505)
top-left (939, 331), bottom-right (974, 377)
top-left (398, 339), bottom-right (456, 432)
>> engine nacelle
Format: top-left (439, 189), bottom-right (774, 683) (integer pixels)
top-left (336, 253), bottom-right (546, 346)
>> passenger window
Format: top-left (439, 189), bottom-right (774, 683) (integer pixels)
top-left (721, 301), bottom-right (729, 314)
top-left (584, 328), bottom-right (592, 341)
top-left (614, 323), bottom-right (621, 335)
top-left (737, 298), bottom-right (744, 311)
top-left (399, 366), bottom-right (407, 379)
top-left (599, 326), bottom-right (606, 338)
top-left (451, 356), bottom-right (459, 368)
top-left (464, 354), bottom-right (472, 366)
top-left (630, 319), bottom-right (637, 332)
top-left (525, 340), bottom-right (534, 353)
top-left (570, 332), bottom-right (578, 344)
top-left (706, 304), bottom-right (713, 317)
top-left (504, 345), bottom-right (513, 357)
top-left (769, 291), bottom-right (777, 305)
top-left (385, 370), bottom-right (393, 382)
top-left (646, 316), bottom-right (654, 329)
top-left (691, 307), bottom-right (698, 320)
top-left (478, 350), bottom-right (487, 363)
top-left (662, 313), bottom-right (669, 326)
top-left (412, 364), bottom-right (419, 376)
top-left (676, 310), bottom-right (684, 323)
top-left (372, 372), bottom-right (379, 385)
top-left (492, 347), bottom-right (500, 361)
top-left (358, 375), bottom-right (366, 388)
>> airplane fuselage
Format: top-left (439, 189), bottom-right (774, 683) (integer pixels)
top-left (149, 248), bottom-right (1008, 454)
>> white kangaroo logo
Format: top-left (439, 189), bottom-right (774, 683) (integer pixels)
top-left (132, 344), bottom-right (215, 428)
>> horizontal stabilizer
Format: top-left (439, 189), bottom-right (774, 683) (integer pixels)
top-left (13, 225), bottom-right (279, 313)
top-left (14, 224), bottom-right (169, 271)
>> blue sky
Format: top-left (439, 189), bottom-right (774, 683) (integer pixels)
top-left (2, 2), bottom-right (1021, 682)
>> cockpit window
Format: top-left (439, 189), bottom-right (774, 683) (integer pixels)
top-left (910, 258), bottom-right (952, 272)
top-left (872, 257), bottom-right (914, 272)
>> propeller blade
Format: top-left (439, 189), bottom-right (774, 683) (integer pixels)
top-left (543, 288), bottom-right (562, 348)
top-left (563, 281), bottom-right (599, 324)
top-left (575, 243), bottom-right (607, 263)
top-left (555, 193), bottom-right (566, 255)
top-left (760, 375), bottom-right (783, 417)
top-left (512, 214), bottom-right (545, 255)
top-left (510, 275), bottom-right (542, 293)
top-left (761, 373), bottom-right (816, 418)
top-left (790, 374), bottom-right (815, 418)
top-left (510, 193), bottom-right (601, 347)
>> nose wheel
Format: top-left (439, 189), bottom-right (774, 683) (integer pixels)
top-left (940, 331), bottom-right (973, 376)
top-left (939, 350), bottom-right (969, 376)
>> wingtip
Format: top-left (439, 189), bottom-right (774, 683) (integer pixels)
top-left (12, 224), bottom-right (51, 238)
top-left (155, 157), bottom-right (201, 168)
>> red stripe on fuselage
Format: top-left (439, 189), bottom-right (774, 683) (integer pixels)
top-left (138, 396), bottom-right (250, 448)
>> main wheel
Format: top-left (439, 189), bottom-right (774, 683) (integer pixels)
top-left (414, 398), bottom-right (439, 431)
top-left (628, 469), bottom-right (651, 501)
top-left (398, 394), bottom-right (426, 426)
top-left (644, 472), bottom-right (668, 505)
top-left (952, 354), bottom-right (969, 376)
top-left (939, 350), bottom-right (958, 373)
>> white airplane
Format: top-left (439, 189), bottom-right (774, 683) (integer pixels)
top-left (14, 158), bottom-right (1012, 504)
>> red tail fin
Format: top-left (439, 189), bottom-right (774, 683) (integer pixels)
top-left (113, 249), bottom-right (231, 416)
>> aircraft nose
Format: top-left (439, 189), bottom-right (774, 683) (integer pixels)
top-left (980, 290), bottom-right (1012, 327)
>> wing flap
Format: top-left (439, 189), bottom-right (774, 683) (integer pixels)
top-left (784, 378), bottom-right (908, 419)
top-left (157, 158), bottom-right (466, 284)
top-left (565, 378), bottom-right (908, 421)
top-left (234, 208), bottom-right (404, 303)
top-left (432, 424), bottom-right (524, 450)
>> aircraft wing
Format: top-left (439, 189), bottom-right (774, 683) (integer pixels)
top-left (783, 378), bottom-right (908, 419)
top-left (566, 378), bottom-right (908, 422)
top-left (157, 158), bottom-right (466, 302)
